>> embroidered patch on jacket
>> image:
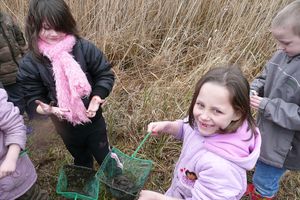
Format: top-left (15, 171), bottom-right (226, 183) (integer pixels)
top-left (179, 168), bottom-right (198, 187)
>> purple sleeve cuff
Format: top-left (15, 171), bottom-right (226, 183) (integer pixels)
top-left (174, 119), bottom-right (185, 140)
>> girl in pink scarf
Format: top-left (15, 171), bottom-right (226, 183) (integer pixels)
top-left (18, 0), bottom-right (115, 169)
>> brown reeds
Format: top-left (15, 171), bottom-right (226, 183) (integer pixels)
top-left (1, 0), bottom-right (297, 199)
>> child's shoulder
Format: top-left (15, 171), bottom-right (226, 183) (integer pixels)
top-left (0, 88), bottom-right (7, 99)
top-left (75, 37), bottom-right (102, 53)
top-left (77, 37), bottom-right (95, 47)
top-left (181, 121), bottom-right (203, 140)
top-left (0, 12), bottom-right (14, 25)
top-left (269, 50), bottom-right (300, 64)
top-left (269, 50), bottom-right (287, 63)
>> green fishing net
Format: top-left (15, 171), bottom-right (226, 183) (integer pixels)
top-left (56, 164), bottom-right (99, 200)
top-left (97, 133), bottom-right (153, 200)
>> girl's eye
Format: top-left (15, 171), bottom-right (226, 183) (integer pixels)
top-left (213, 109), bottom-right (223, 114)
top-left (43, 26), bottom-right (51, 30)
top-left (196, 102), bottom-right (204, 108)
top-left (280, 41), bottom-right (290, 46)
top-left (42, 23), bottom-right (52, 30)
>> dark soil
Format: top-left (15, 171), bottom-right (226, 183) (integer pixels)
top-left (63, 165), bottom-right (97, 195)
top-left (26, 118), bottom-right (71, 199)
top-left (111, 174), bottom-right (136, 192)
top-left (105, 173), bottom-right (139, 200)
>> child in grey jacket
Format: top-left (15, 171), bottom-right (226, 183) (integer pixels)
top-left (246, 1), bottom-right (300, 199)
top-left (0, 88), bottom-right (48, 200)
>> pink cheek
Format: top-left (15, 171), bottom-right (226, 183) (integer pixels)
top-left (39, 31), bottom-right (48, 38)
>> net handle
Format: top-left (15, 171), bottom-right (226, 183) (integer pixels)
top-left (131, 131), bottom-right (152, 158)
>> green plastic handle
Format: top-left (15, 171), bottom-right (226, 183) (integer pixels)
top-left (19, 149), bottom-right (28, 157)
top-left (74, 194), bottom-right (77, 200)
top-left (131, 132), bottom-right (152, 158)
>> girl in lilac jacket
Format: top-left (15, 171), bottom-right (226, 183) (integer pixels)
top-left (0, 89), bottom-right (48, 200)
top-left (139, 66), bottom-right (261, 200)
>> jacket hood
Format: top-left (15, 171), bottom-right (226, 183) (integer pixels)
top-left (203, 121), bottom-right (261, 170)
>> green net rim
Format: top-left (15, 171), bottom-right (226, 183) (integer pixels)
top-left (55, 191), bottom-right (99, 200)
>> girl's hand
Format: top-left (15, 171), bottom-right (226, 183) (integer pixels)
top-left (250, 95), bottom-right (263, 110)
top-left (0, 158), bottom-right (16, 179)
top-left (0, 144), bottom-right (20, 179)
top-left (148, 121), bottom-right (181, 137)
top-left (138, 190), bottom-right (166, 200)
top-left (147, 121), bottom-right (169, 136)
top-left (35, 100), bottom-right (69, 119)
top-left (86, 96), bottom-right (105, 118)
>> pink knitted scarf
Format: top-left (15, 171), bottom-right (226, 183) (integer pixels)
top-left (38, 35), bottom-right (91, 125)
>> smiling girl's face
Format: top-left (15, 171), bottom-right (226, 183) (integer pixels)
top-left (39, 22), bottom-right (66, 45)
top-left (193, 82), bottom-right (240, 136)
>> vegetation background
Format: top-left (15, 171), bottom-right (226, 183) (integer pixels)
top-left (1, 0), bottom-right (300, 199)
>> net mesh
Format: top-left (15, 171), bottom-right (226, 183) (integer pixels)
top-left (56, 165), bottom-right (99, 200)
top-left (97, 147), bottom-right (153, 200)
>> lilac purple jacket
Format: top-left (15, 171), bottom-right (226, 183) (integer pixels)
top-left (165, 119), bottom-right (261, 200)
top-left (0, 89), bottom-right (37, 200)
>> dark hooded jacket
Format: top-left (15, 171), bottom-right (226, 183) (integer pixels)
top-left (0, 12), bottom-right (27, 85)
top-left (17, 37), bottom-right (114, 118)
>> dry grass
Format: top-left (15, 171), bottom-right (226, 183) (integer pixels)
top-left (1, 0), bottom-right (299, 199)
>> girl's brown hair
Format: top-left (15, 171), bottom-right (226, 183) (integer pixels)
top-left (25, 0), bottom-right (79, 60)
top-left (188, 65), bottom-right (258, 137)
